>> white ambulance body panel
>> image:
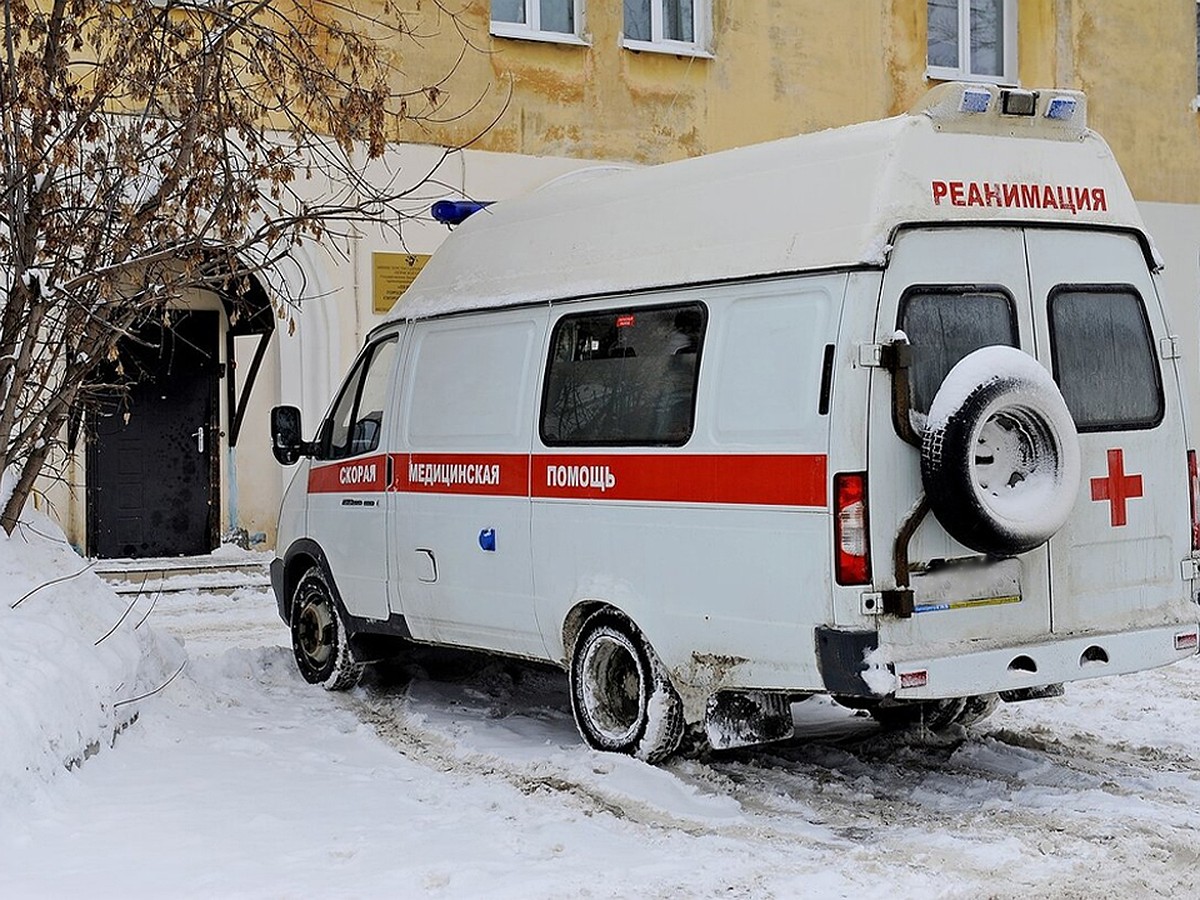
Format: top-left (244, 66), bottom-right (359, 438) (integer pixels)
top-left (531, 277), bottom-right (843, 693)
top-left (388, 88), bottom-right (1138, 322)
top-left (391, 309), bottom-right (547, 657)
top-left (271, 83), bottom-right (1200, 760)
top-left (866, 224), bottom-right (1196, 699)
top-left (868, 226), bottom-right (1053, 645)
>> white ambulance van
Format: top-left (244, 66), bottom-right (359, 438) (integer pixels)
top-left (271, 83), bottom-right (1200, 762)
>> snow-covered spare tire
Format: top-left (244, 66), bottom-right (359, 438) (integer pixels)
top-left (921, 346), bottom-right (1080, 556)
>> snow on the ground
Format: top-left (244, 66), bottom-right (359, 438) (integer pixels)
top-left (4, 550), bottom-right (1200, 897)
top-left (0, 511), bottom-right (182, 808)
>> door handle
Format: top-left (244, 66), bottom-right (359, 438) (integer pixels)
top-left (193, 426), bottom-right (205, 453)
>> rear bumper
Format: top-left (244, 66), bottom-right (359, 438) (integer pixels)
top-left (888, 622), bottom-right (1199, 700)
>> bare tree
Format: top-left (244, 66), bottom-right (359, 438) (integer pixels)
top-left (0, 0), bottom-right (485, 533)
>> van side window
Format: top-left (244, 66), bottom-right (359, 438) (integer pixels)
top-left (317, 335), bottom-right (399, 460)
top-left (1048, 286), bottom-right (1163, 431)
top-left (541, 303), bottom-right (706, 445)
top-left (899, 287), bottom-right (1018, 414)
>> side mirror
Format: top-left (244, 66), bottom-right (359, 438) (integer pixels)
top-left (271, 405), bottom-right (309, 465)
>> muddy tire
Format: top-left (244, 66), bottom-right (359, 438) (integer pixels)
top-left (290, 567), bottom-right (363, 691)
top-left (922, 346), bottom-right (1080, 556)
top-left (870, 698), bottom-right (967, 732)
top-left (569, 610), bottom-right (684, 764)
top-left (955, 693), bottom-right (1000, 727)
top-left (871, 693), bottom-right (999, 731)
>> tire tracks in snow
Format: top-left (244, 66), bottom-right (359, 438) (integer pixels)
top-left (348, 687), bottom-right (852, 855)
top-left (717, 722), bottom-right (1200, 892)
top-left (986, 723), bottom-right (1200, 785)
top-left (345, 669), bottom-right (1200, 894)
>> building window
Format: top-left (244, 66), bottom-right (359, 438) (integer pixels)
top-left (1193, 1), bottom-right (1199, 110)
top-left (491, 0), bottom-right (586, 45)
top-left (927, 0), bottom-right (1017, 84)
top-left (622, 0), bottom-right (712, 58)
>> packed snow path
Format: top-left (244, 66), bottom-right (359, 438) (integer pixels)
top-left (3, 582), bottom-right (1199, 898)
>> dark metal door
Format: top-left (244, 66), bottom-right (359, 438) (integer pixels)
top-left (89, 310), bottom-right (219, 558)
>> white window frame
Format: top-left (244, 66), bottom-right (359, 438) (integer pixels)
top-left (490, 0), bottom-right (588, 46)
top-left (621, 0), bottom-right (713, 59)
top-left (1192, 0), bottom-right (1199, 111)
top-left (925, 0), bottom-right (1018, 86)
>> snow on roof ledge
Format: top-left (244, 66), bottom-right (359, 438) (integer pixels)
top-left (389, 84), bottom-right (1147, 322)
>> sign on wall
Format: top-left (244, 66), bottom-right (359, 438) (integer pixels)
top-left (373, 252), bottom-right (430, 313)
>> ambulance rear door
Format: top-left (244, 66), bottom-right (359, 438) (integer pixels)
top-left (1025, 227), bottom-right (1194, 635)
top-left (868, 226), bottom-right (1053, 650)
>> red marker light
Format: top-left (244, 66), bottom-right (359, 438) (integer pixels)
top-left (833, 472), bottom-right (871, 585)
top-left (1188, 450), bottom-right (1199, 551)
top-left (616, 315), bottom-right (635, 328)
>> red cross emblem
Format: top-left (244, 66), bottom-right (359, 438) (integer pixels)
top-left (1090, 448), bottom-right (1143, 527)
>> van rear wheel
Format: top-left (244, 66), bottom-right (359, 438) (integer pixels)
top-left (290, 567), bottom-right (363, 691)
top-left (870, 698), bottom-right (966, 732)
top-left (569, 611), bottom-right (684, 763)
top-left (870, 694), bottom-right (999, 731)
top-left (955, 693), bottom-right (1000, 727)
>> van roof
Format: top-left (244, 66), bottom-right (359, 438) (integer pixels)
top-left (388, 83), bottom-right (1148, 322)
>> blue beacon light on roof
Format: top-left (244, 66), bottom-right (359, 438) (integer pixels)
top-left (431, 200), bottom-right (494, 226)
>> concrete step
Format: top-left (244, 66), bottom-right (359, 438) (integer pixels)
top-left (93, 553), bottom-right (273, 596)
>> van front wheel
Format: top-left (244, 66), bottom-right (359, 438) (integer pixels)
top-left (569, 611), bottom-right (684, 763)
top-left (290, 567), bottom-right (363, 691)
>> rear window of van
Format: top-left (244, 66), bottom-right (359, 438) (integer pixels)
top-left (899, 287), bottom-right (1018, 414)
top-left (1048, 285), bottom-right (1163, 431)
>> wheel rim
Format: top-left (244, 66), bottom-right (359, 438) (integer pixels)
top-left (971, 406), bottom-right (1058, 520)
top-left (580, 632), bottom-right (644, 746)
top-left (294, 590), bottom-right (334, 671)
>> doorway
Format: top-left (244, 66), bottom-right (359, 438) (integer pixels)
top-left (88, 310), bottom-right (220, 558)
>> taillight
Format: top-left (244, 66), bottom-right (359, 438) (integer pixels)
top-left (834, 472), bottom-right (872, 585)
top-left (1189, 451), bottom-right (1200, 552)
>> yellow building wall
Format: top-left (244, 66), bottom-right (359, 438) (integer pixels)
top-left (388, 1), bottom-right (1198, 204)
top-left (1051, 1), bottom-right (1200, 204)
top-left (394, 2), bottom-right (898, 161)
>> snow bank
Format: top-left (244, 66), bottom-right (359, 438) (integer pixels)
top-left (0, 508), bottom-right (183, 809)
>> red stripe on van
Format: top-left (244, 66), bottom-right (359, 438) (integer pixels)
top-left (396, 453), bottom-right (530, 496)
top-left (308, 452), bottom-right (828, 506)
top-left (308, 454), bottom-right (389, 493)
top-left (532, 453), bottom-right (827, 507)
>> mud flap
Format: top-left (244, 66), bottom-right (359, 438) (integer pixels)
top-left (704, 691), bottom-right (795, 751)
top-left (815, 626), bottom-right (880, 697)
